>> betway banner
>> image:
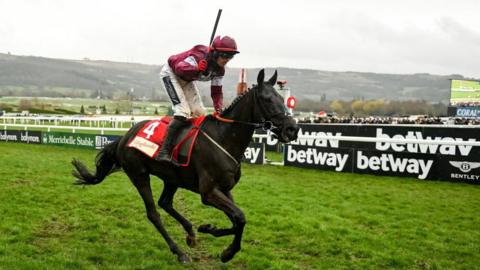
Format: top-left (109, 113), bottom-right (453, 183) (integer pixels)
top-left (242, 142), bottom-right (265, 164)
top-left (285, 144), bottom-right (353, 171)
top-left (255, 129), bottom-right (281, 152)
top-left (0, 130), bottom-right (42, 144)
top-left (284, 124), bottom-right (480, 184)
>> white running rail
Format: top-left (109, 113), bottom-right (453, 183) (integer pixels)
top-left (1, 123), bottom-right (479, 146)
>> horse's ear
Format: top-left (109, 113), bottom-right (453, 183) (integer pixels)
top-left (257, 69), bottom-right (265, 87)
top-left (267, 70), bottom-right (278, 86)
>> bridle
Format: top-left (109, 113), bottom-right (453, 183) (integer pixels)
top-left (201, 83), bottom-right (287, 164)
top-left (214, 85), bottom-right (287, 132)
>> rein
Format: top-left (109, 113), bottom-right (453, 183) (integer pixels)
top-left (200, 81), bottom-right (284, 164)
top-left (213, 114), bottom-right (274, 129)
top-left (213, 87), bottom-right (279, 131)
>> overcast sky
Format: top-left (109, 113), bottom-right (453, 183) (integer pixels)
top-left (1, 0), bottom-right (479, 78)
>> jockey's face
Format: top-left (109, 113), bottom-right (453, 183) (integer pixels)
top-left (217, 56), bottom-right (232, 67)
top-left (215, 52), bottom-right (234, 67)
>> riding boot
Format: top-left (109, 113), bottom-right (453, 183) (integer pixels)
top-left (155, 116), bottom-right (188, 162)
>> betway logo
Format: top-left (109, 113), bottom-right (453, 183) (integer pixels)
top-left (357, 151), bottom-right (433, 179)
top-left (290, 129), bottom-right (341, 148)
top-left (375, 128), bottom-right (475, 156)
top-left (286, 145), bottom-right (348, 171)
top-left (244, 147), bottom-right (261, 163)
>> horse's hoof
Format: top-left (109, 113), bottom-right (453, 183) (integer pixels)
top-left (186, 235), bottom-right (197, 248)
top-left (198, 224), bottom-right (213, 233)
top-left (177, 253), bottom-right (190, 264)
top-left (220, 246), bottom-right (238, 263)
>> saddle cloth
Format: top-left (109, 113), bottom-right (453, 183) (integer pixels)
top-left (127, 115), bottom-right (206, 166)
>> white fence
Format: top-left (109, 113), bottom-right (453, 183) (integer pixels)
top-left (0, 115), bottom-right (152, 129)
top-left (2, 121), bottom-right (480, 147)
top-left (0, 115), bottom-right (151, 134)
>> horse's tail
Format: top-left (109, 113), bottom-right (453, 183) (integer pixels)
top-left (72, 138), bottom-right (122, 185)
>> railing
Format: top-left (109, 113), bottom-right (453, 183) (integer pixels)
top-left (0, 123), bottom-right (129, 134)
top-left (0, 115), bottom-right (152, 129)
top-left (3, 122), bottom-right (479, 147)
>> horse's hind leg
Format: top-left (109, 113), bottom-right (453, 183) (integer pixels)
top-left (158, 183), bottom-right (196, 247)
top-left (201, 188), bottom-right (246, 263)
top-left (126, 171), bottom-right (189, 263)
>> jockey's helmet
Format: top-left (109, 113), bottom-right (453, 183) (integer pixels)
top-left (211, 36), bottom-right (239, 56)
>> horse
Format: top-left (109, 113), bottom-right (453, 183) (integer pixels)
top-left (71, 69), bottom-right (299, 263)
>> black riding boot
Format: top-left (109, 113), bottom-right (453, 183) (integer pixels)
top-left (155, 116), bottom-right (188, 162)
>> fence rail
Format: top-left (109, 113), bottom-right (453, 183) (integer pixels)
top-left (3, 123), bottom-right (480, 146)
top-left (1, 123), bottom-right (129, 134)
top-left (0, 115), bottom-right (148, 129)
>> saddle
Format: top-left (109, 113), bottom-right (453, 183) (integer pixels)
top-left (127, 115), bottom-right (206, 166)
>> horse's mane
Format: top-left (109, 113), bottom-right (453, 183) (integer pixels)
top-left (220, 88), bottom-right (252, 116)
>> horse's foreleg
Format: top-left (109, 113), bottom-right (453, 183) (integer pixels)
top-left (198, 191), bottom-right (236, 237)
top-left (128, 172), bottom-right (189, 263)
top-left (200, 188), bottom-right (246, 263)
top-left (158, 183), bottom-right (196, 247)
top-left (197, 223), bottom-right (235, 237)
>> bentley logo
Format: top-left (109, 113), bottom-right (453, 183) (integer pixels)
top-left (449, 161), bottom-right (480, 173)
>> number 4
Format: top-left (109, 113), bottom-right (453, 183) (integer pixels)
top-left (143, 122), bottom-right (160, 139)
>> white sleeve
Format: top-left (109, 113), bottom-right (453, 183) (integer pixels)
top-left (211, 76), bottom-right (223, 86)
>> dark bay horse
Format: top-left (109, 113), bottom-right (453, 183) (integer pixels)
top-left (72, 69), bottom-right (299, 263)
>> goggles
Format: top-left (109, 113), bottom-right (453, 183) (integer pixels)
top-left (218, 52), bottom-right (235, 59)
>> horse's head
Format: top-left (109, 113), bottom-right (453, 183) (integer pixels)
top-left (253, 69), bottom-right (299, 143)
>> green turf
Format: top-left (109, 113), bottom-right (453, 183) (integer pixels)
top-left (265, 151), bottom-right (283, 163)
top-left (451, 91), bottom-right (480, 102)
top-left (0, 97), bottom-right (171, 115)
top-left (0, 143), bottom-right (479, 269)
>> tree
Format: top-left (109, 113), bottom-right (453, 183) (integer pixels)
top-left (363, 99), bottom-right (386, 115)
top-left (80, 105), bottom-right (85, 114)
top-left (351, 100), bottom-right (364, 115)
top-left (330, 100), bottom-right (346, 114)
top-left (19, 99), bottom-right (32, 110)
top-left (116, 100), bottom-right (132, 114)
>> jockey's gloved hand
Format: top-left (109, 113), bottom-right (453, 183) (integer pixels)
top-left (197, 59), bottom-right (208, 71)
top-left (215, 107), bottom-right (224, 114)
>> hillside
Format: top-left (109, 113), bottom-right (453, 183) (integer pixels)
top-left (0, 53), bottom-right (471, 103)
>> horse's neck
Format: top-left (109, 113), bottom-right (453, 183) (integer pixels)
top-left (214, 92), bottom-right (256, 161)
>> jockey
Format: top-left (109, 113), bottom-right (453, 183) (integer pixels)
top-left (156, 35), bottom-right (240, 162)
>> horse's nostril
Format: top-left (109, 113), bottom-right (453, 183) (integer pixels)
top-left (287, 126), bottom-right (299, 134)
top-left (284, 126), bottom-right (299, 140)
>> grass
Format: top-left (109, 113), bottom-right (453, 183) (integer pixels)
top-left (0, 143), bottom-right (479, 269)
top-left (265, 150), bottom-right (283, 163)
top-left (0, 96), bottom-right (171, 115)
